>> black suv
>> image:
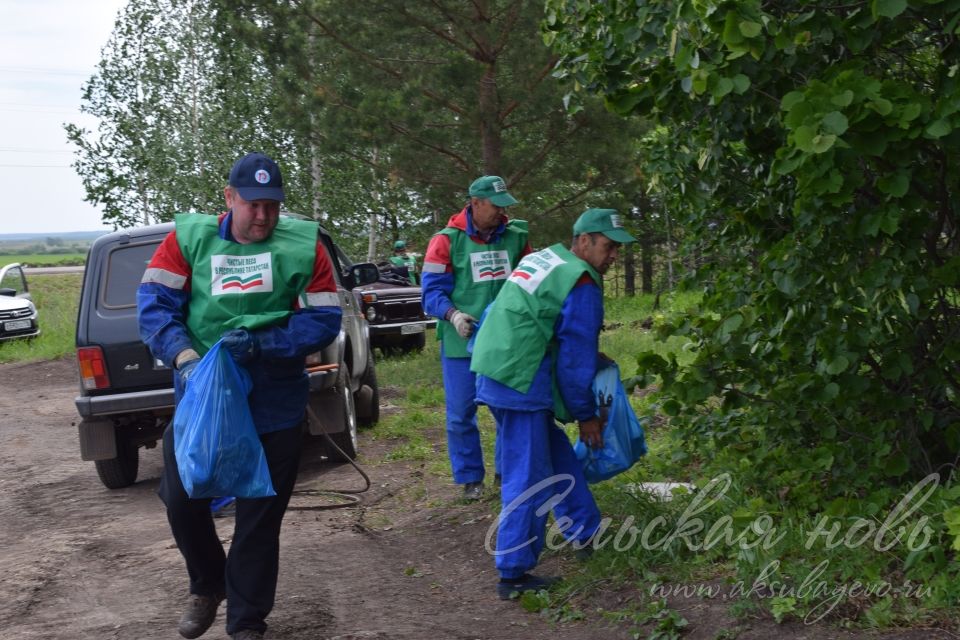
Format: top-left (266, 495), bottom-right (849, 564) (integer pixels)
top-left (335, 251), bottom-right (435, 355)
top-left (74, 220), bottom-right (381, 489)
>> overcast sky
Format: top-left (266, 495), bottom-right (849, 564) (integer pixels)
top-left (0, 0), bottom-right (127, 234)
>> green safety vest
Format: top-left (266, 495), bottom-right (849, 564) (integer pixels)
top-left (389, 254), bottom-right (418, 284)
top-left (470, 242), bottom-right (601, 420)
top-left (175, 213), bottom-right (317, 354)
top-left (436, 219), bottom-right (528, 357)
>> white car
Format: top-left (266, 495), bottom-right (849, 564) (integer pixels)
top-left (0, 263), bottom-right (40, 341)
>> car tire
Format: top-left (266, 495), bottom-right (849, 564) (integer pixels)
top-left (356, 348), bottom-right (380, 427)
top-left (94, 434), bottom-right (139, 489)
top-left (327, 360), bottom-right (359, 461)
top-left (401, 332), bottom-right (426, 353)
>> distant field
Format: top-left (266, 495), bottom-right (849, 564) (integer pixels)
top-left (1, 253), bottom-right (86, 267)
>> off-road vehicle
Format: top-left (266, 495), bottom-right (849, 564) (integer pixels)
top-left (74, 220), bottom-right (381, 489)
top-left (350, 258), bottom-right (435, 355)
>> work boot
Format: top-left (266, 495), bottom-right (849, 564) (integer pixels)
top-left (497, 573), bottom-right (562, 600)
top-left (463, 481), bottom-right (483, 500)
top-left (231, 631), bottom-right (264, 640)
top-left (178, 591), bottom-right (225, 639)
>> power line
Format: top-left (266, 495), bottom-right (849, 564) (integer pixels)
top-left (0, 164), bottom-right (73, 168)
top-left (0, 65), bottom-right (90, 77)
top-left (0, 148), bottom-right (73, 154)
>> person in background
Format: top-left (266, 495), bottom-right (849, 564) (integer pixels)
top-left (470, 208), bottom-right (636, 599)
top-left (388, 240), bottom-right (419, 285)
top-left (421, 175), bottom-right (532, 500)
top-left (137, 152), bottom-right (342, 640)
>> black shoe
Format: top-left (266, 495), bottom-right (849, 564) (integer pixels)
top-left (231, 631), bottom-right (264, 640)
top-left (463, 481), bottom-right (483, 500)
top-left (573, 544), bottom-right (594, 561)
top-left (178, 592), bottom-right (225, 639)
top-left (497, 573), bottom-right (561, 600)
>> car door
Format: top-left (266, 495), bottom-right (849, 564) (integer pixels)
top-left (0, 263), bottom-right (31, 302)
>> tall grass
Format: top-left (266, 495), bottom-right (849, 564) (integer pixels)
top-left (0, 273), bottom-right (81, 363)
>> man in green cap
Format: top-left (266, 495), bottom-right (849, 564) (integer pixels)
top-left (421, 175), bottom-right (532, 499)
top-left (388, 240), bottom-right (419, 285)
top-left (471, 208), bottom-right (635, 599)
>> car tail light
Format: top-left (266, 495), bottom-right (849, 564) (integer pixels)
top-left (77, 346), bottom-right (111, 390)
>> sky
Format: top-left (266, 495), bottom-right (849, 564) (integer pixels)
top-left (0, 0), bottom-right (128, 234)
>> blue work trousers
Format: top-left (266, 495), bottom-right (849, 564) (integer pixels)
top-left (492, 407), bottom-right (601, 579)
top-left (159, 423), bottom-right (301, 636)
top-left (442, 353), bottom-right (499, 484)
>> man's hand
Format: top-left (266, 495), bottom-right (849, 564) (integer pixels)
top-left (578, 417), bottom-right (605, 449)
top-left (178, 358), bottom-right (200, 381)
top-left (450, 310), bottom-right (477, 339)
top-left (221, 329), bottom-right (260, 364)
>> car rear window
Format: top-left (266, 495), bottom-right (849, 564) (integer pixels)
top-left (102, 241), bottom-right (161, 309)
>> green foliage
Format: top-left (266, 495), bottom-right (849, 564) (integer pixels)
top-left (545, 0), bottom-right (960, 505)
top-left (0, 274), bottom-right (82, 363)
top-left (567, 298), bottom-right (960, 627)
top-left (215, 0), bottom-right (645, 248)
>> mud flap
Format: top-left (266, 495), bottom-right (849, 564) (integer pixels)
top-left (78, 419), bottom-right (117, 461)
top-left (306, 386), bottom-right (347, 435)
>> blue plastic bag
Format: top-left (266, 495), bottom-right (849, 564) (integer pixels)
top-left (173, 340), bottom-right (276, 499)
top-left (573, 361), bottom-right (648, 483)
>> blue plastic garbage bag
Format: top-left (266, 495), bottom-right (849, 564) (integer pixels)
top-left (574, 361), bottom-right (647, 483)
top-left (173, 340), bottom-right (276, 499)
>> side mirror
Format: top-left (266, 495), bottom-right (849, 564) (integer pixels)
top-left (0, 287), bottom-right (16, 297)
top-left (348, 263), bottom-right (380, 289)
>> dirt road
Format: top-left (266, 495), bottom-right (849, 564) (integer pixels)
top-left (0, 357), bottom-right (630, 640)
top-left (0, 358), bottom-right (952, 640)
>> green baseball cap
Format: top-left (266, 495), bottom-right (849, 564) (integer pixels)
top-left (393, 240), bottom-right (406, 250)
top-left (573, 208), bottom-right (636, 243)
top-left (468, 175), bottom-right (518, 207)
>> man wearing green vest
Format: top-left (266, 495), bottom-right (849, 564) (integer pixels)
top-left (137, 153), bottom-right (343, 640)
top-left (388, 240), bottom-right (419, 285)
top-left (421, 175), bottom-right (532, 500)
top-left (471, 208), bottom-right (636, 599)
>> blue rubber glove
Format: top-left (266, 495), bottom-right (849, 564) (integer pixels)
top-left (221, 329), bottom-right (260, 363)
top-left (178, 358), bottom-right (200, 381)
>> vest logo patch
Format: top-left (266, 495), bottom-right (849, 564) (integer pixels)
top-left (470, 250), bottom-right (510, 282)
top-left (211, 252), bottom-right (274, 296)
top-left (508, 248), bottom-right (564, 294)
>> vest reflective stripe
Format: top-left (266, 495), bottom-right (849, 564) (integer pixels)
top-left (305, 291), bottom-right (339, 307)
top-left (175, 213), bottom-right (317, 353)
top-left (141, 267), bottom-right (187, 289)
top-left (436, 219), bottom-right (528, 358)
top-left (422, 261), bottom-right (446, 274)
top-left (470, 243), bottom-right (601, 417)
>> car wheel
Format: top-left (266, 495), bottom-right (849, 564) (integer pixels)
top-left (401, 332), bottom-right (426, 353)
top-left (356, 348), bottom-right (380, 427)
top-left (327, 360), bottom-right (359, 461)
top-left (94, 434), bottom-right (139, 489)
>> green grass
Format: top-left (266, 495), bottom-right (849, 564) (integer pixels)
top-left (0, 273), bottom-right (81, 363)
top-left (2, 253), bottom-right (86, 266)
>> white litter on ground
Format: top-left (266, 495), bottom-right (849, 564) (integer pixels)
top-left (624, 481), bottom-right (695, 501)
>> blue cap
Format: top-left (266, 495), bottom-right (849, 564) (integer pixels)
top-left (229, 152), bottom-right (285, 202)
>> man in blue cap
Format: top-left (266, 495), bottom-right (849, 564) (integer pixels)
top-left (138, 152), bottom-right (343, 639)
top-left (471, 208), bottom-right (636, 599)
top-left (421, 175), bottom-right (532, 499)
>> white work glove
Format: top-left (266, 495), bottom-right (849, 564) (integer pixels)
top-left (449, 310), bottom-right (477, 339)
